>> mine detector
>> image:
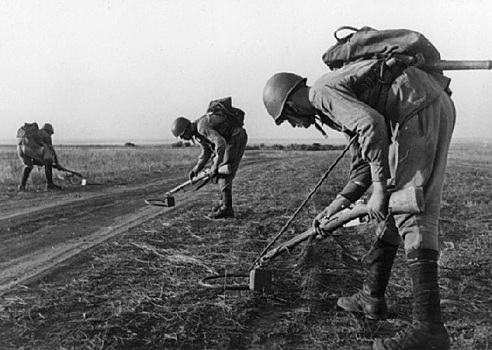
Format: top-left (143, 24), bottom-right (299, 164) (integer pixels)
top-left (198, 59), bottom-right (492, 292)
top-left (53, 163), bottom-right (92, 186)
top-left (198, 185), bottom-right (425, 292)
top-left (145, 169), bottom-right (212, 207)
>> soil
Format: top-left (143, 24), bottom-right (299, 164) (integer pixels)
top-left (0, 156), bottom-right (278, 295)
top-left (0, 177), bottom-right (172, 294)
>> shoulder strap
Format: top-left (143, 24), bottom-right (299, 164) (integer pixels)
top-left (333, 26), bottom-right (359, 42)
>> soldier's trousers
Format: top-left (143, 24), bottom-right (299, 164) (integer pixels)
top-left (219, 128), bottom-right (248, 192)
top-left (377, 91), bottom-right (456, 254)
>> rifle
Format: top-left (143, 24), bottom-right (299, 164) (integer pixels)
top-left (145, 169), bottom-right (212, 207)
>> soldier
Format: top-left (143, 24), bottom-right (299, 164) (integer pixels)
top-left (262, 60), bottom-right (455, 349)
top-left (17, 122), bottom-right (62, 191)
top-left (171, 97), bottom-right (248, 219)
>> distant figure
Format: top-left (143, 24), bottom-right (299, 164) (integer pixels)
top-left (17, 122), bottom-right (62, 191)
top-left (171, 97), bottom-right (248, 219)
top-left (263, 59), bottom-right (455, 349)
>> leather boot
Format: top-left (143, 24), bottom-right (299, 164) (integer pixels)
top-left (45, 165), bottom-right (62, 190)
top-left (373, 249), bottom-right (450, 350)
top-left (208, 188), bottom-right (234, 219)
top-left (337, 240), bottom-right (398, 320)
top-left (18, 167), bottom-right (32, 191)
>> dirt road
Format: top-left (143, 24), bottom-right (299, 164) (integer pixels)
top-left (0, 176), bottom-right (188, 294)
top-left (0, 157), bottom-right (278, 295)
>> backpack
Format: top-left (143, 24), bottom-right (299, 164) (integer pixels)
top-left (206, 97), bottom-right (245, 128)
top-left (17, 122), bottom-right (40, 139)
top-left (322, 26), bottom-right (441, 70)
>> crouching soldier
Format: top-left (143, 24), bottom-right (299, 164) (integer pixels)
top-left (17, 122), bottom-right (62, 191)
top-left (171, 97), bottom-right (248, 219)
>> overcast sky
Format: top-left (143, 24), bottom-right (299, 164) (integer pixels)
top-left (2, 0), bottom-right (492, 143)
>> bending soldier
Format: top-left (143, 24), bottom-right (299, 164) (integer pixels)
top-left (17, 122), bottom-right (62, 191)
top-left (171, 97), bottom-right (248, 219)
top-left (263, 58), bottom-right (455, 349)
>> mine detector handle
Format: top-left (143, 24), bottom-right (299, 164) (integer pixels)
top-left (145, 169), bottom-right (212, 207)
top-left (165, 169), bottom-right (211, 196)
top-left (255, 186), bottom-right (424, 268)
top-left (53, 163), bottom-right (84, 178)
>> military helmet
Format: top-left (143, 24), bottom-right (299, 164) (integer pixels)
top-left (262, 72), bottom-right (307, 122)
top-left (171, 117), bottom-right (191, 137)
top-left (42, 123), bottom-right (54, 134)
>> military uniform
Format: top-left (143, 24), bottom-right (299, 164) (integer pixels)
top-left (309, 59), bottom-right (455, 349)
top-left (17, 124), bottom-right (60, 190)
top-left (310, 59), bottom-right (455, 252)
top-left (192, 112), bottom-right (247, 217)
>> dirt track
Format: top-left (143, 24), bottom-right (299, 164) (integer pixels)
top-left (0, 180), bottom-right (164, 294)
top-left (0, 157), bottom-right (276, 295)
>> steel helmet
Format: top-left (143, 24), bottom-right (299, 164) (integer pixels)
top-left (263, 72), bottom-right (307, 122)
top-left (171, 117), bottom-right (191, 137)
top-left (42, 123), bottom-right (54, 134)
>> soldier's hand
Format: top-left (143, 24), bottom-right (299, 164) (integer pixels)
top-left (312, 195), bottom-right (352, 230)
top-left (367, 181), bottom-right (388, 222)
top-left (209, 165), bottom-right (219, 183)
top-left (312, 207), bottom-right (331, 231)
top-left (189, 169), bottom-right (198, 182)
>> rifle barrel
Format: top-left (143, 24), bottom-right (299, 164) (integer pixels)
top-left (427, 60), bottom-right (492, 70)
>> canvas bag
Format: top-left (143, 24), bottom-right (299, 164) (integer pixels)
top-left (16, 122), bottom-right (56, 164)
top-left (16, 122), bottom-right (40, 140)
top-left (322, 26), bottom-right (441, 70)
top-left (206, 97), bottom-right (245, 128)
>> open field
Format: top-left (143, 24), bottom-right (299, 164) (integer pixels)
top-left (0, 145), bottom-right (201, 192)
top-left (0, 143), bottom-right (491, 349)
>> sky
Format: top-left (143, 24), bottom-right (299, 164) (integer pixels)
top-left (2, 0), bottom-right (492, 144)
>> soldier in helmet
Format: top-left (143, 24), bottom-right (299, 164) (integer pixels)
top-left (262, 62), bottom-right (455, 349)
top-left (17, 122), bottom-right (62, 191)
top-left (171, 97), bottom-right (248, 219)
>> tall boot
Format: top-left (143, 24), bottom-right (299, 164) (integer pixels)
top-left (45, 165), bottom-right (62, 190)
top-left (373, 249), bottom-right (450, 350)
top-left (208, 188), bottom-right (234, 219)
top-left (337, 240), bottom-right (398, 320)
top-left (18, 167), bottom-right (32, 191)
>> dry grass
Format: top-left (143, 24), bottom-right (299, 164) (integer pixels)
top-left (1, 143), bottom-right (491, 349)
top-left (0, 145), bottom-right (200, 191)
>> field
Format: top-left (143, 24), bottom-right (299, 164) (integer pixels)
top-left (0, 142), bottom-right (491, 349)
top-left (0, 145), bottom-right (199, 191)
